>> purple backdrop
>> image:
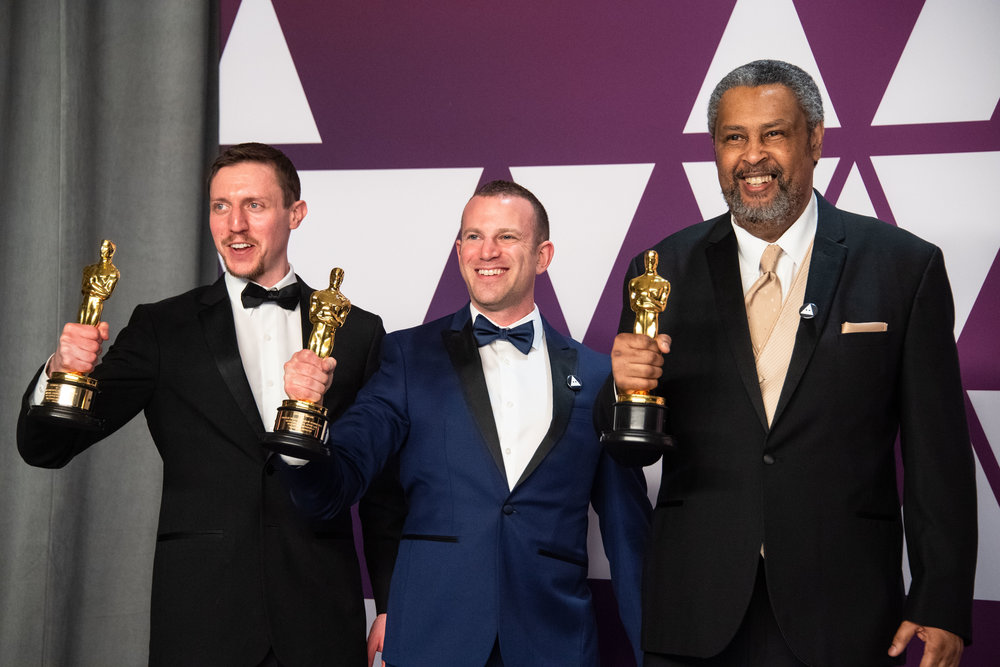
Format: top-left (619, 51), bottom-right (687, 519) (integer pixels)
top-left (219, 1), bottom-right (1000, 664)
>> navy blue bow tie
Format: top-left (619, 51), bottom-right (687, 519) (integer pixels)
top-left (241, 282), bottom-right (301, 310)
top-left (472, 315), bottom-right (534, 354)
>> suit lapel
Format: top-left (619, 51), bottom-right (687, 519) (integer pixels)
top-left (297, 276), bottom-right (313, 348)
top-left (705, 218), bottom-right (769, 430)
top-left (442, 308), bottom-right (507, 480)
top-left (771, 195), bottom-right (847, 424)
top-left (199, 277), bottom-right (266, 434)
top-left (512, 320), bottom-right (576, 489)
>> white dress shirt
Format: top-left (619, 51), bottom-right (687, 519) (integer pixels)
top-left (731, 192), bottom-right (818, 300)
top-left (471, 304), bottom-right (552, 491)
top-left (224, 268), bottom-right (304, 426)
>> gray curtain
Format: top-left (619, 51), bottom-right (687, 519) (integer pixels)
top-left (0, 2), bottom-right (218, 664)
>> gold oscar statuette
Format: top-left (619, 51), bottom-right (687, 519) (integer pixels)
top-left (261, 268), bottom-right (351, 460)
top-left (29, 239), bottom-right (120, 430)
top-left (600, 250), bottom-right (675, 459)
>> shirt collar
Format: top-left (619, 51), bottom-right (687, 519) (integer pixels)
top-left (731, 191), bottom-right (817, 270)
top-left (469, 304), bottom-right (544, 352)
top-left (224, 265), bottom-right (299, 311)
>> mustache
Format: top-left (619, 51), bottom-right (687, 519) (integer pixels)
top-left (222, 235), bottom-right (257, 246)
top-left (734, 162), bottom-right (783, 180)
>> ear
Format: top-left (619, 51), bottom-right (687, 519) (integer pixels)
top-left (535, 240), bottom-right (555, 275)
top-left (809, 122), bottom-right (825, 163)
top-left (454, 238), bottom-right (463, 260)
top-left (289, 200), bottom-right (307, 230)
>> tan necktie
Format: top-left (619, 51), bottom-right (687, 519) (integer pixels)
top-left (745, 244), bottom-right (783, 353)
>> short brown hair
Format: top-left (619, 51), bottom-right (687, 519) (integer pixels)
top-left (473, 180), bottom-right (550, 244)
top-left (208, 142), bottom-right (301, 208)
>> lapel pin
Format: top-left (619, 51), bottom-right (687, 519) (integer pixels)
top-left (799, 303), bottom-right (817, 319)
top-left (566, 375), bottom-right (582, 391)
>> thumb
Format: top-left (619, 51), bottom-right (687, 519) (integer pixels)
top-left (888, 620), bottom-right (918, 657)
top-left (97, 321), bottom-right (110, 341)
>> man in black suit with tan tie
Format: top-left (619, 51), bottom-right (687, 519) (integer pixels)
top-left (17, 143), bottom-right (404, 666)
top-left (602, 60), bottom-right (977, 667)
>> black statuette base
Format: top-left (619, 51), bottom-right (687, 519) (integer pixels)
top-left (600, 401), bottom-right (674, 466)
top-left (261, 430), bottom-right (330, 461)
top-left (27, 404), bottom-right (103, 431)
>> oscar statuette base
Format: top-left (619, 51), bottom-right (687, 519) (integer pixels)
top-left (600, 395), bottom-right (674, 467)
top-left (260, 399), bottom-right (330, 461)
top-left (27, 371), bottom-right (103, 431)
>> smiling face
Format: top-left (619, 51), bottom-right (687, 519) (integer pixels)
top-left (455, 194), bottom-right (554, 326)
top-left (209, 161), bottom-right (307, 287)
top-left (713, 84), bottom-right (824, 242)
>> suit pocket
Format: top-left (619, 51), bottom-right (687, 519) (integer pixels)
top-left (538, 548), bottom-right (587, 567)
top-left (838, 331), bottom-right (889, 347)
top-left (401, 533), bottom-right (459, 543)
top-left (156, 529), bottom-right (224, 542)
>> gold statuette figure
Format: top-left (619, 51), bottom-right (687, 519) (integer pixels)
top-left (601, 249), bottom-right (675, 455)
top-left (31, 239), bottom-right (121, 429)
top-left (262, 268), bottom-right (351, 460)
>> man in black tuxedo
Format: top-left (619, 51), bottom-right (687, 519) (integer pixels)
top-left (17, 143), bottom-right (404, 666)
top-left (603, 61), bottom-right (977, 666)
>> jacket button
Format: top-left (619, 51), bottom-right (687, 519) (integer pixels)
top-left (762, 454), bottom-right (775, 465)
top-left (502, 504), bottom-right (514, 515)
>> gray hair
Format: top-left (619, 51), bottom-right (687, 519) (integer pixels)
top-left (707, 60), bottom-right (824, 137)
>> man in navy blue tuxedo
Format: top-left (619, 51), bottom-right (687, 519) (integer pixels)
top-left (280, 180), bottom-right (651, 666)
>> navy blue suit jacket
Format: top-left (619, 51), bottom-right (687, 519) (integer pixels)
top-left (284, 306), bottom-right (651, 666)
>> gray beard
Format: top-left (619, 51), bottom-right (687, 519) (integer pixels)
top-left (723, 176), bottom-right (798, 231)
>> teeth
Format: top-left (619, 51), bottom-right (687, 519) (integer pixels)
top-left (478, 269), bottom-right (504, 276)
top-left (231, 243), bottom-right (251, 249)
top-left (744, 175), bottom-right (772, 185)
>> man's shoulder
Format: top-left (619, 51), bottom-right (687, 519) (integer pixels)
top-left (822, 199), bottom-right (939, 258)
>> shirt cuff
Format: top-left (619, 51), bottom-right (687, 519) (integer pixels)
top-left (30, 356), bottom-right (54, 406)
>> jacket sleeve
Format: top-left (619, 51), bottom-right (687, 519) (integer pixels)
top-left (354, 319), bottom-right (407, 614)
top-left (897, 247), bottom-right (978, 643)
top-left (591, 446), bottom-right (651, 665)
top-left (17, 305), bottom-right (158, 468)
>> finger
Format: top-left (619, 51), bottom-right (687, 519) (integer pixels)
top-left (888, 620), bottom-right (918, 657)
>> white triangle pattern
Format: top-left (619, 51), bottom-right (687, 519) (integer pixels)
top-left (969, 390), bottom-right (1000, 601)
top-left (683, 0), bottom-right (840, 134)
top-left (289, 168), bottom-right (483, 333)
top-left (834, 163), bottom-right (878, 219)
top-left (510, 164), bottom-right (654, 341)
top-left (871, 152), bottom-right (1000, 338)
top-left (220, 0), bottom-right (321, 144)
top-left (873, 0), bottom-right (1000, 125)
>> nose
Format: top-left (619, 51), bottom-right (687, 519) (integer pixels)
top-left (742, 136), bottom-right (768, 166)
top-left (480, 237), bottom-right (500, 259)
top-left (229, 208), bottom-right (249, 232)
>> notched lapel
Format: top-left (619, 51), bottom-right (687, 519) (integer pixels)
top-left (199, 280), bottom-right (266, 434)
top-left (772, 205), bottom-right (847, 424)
top-left (705, 225), bottom-right (768, 429)
top-left (512, 325), bottom-right (576, 489)
top-left (442, 313), bottom-right (506, 481)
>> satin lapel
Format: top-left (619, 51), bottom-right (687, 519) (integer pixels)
top-left (442, 309), bottom-right (506, 480)
top-left (772, 197), bottom-right (847, 424)
top-left (297, 276), bottom-right (313, 348)
top-left (199, 278), bottom-right (266, 433)
top-left (705, 220), bottom-right (769, 430)
top-left (512, 321), bottom-right (576, 489)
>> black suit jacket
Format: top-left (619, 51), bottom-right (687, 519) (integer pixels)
top-left (17, 275), bottom-right (404, 666)
top-left (601, 195), bottom-right (977, 666)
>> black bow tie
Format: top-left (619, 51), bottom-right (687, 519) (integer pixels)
top-left (472, 315), bottom-right (534, 355)
top-left (241, 282), bottom-right (301, 310)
